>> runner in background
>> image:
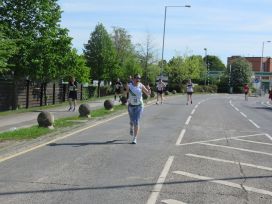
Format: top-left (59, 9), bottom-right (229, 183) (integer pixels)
top-left (186, 79), bottom-right (193, 105)
top-left (243, 83), bottom-right (249, 101)
top-left (114, 78), bottom-right (123, 101)
top-left (68, 77), bottom-right (78, 111)
top-left (156, 79), bottom-right (166, 104)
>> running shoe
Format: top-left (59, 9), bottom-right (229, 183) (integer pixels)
top-left (132, 136), bottom-right (137, 144)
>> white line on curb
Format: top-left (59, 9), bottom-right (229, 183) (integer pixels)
top-left (146, 156), bottom-right (174, 204)
top-left (173, 170), bottom-right (272, 196)
top-left (176, 129), bottom-right (186, 146)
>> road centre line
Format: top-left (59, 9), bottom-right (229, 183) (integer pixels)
top-left (191, 109), bottom-right (196, 115)
top-left (173, 170), bottom-right (272, 197)
top-left (146, 156), bottom-right (174, 204)
top-left (249, 119), bottom-right (260, 128)
top-left (178, 133), bottom-right (265, 146)
top-left (185, 116), bottom-right (192, 125)
top-left (198, 142), bottom-right (272, 156)
top-left (176, 129), bottom-right (186, 146)
top-left (240, 112), bottom-right (247, 118)
top-left (232, 138), bottom-right (272, 146)
top-left (186, 153), bottom-right (272, 172)
top-left (234, 107), bottom-right (239, 111)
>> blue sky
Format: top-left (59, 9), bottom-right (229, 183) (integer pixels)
top-left (58, 0), bottom-right (272, 65)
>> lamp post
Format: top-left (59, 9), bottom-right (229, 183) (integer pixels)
top-left (160, 5), bottom-right (191, 76)
top-left (204, 48), bottom-right (209, 85)
top-left (260, 40), bottom-right (271, 95)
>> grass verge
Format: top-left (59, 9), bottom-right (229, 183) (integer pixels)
top-left (0, 104), bottom-right (128, 141)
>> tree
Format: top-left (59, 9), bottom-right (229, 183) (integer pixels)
top-left (204, 55), bottom-right (226, 71)
top-left (84, 23), bottom-right (117, 96)
top-left (136, 33), bottom-right (159, 84)
top-left (229, 57), bottom-right (252, 92)
top-left (0, 29), bottom-right (17, 74)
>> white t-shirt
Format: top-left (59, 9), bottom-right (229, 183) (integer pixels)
top-left (187, 83), bottom-right (193, 92)
top-left (156, 82), bottom-right (165, 91)
top-left (128, 83), bottom-right (143, 106)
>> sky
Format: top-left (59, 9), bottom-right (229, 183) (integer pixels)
top-left (58, 0), bottom-right (272, 65)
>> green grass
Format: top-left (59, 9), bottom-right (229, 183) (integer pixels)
top-left (0, 104), bottom-right (128, 141)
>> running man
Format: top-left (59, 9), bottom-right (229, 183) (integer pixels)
top-left (186, 79), bottom-right (193, 105)
top-left (243, 83), bottom-right (249, 101)
top-left (114, 78), bottom-right (123, 101)
top-left (156, 78), bottom-right (166, 104)
top-left (125, 74), bottom-right (151, 144)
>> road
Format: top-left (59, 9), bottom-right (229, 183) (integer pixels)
top-left (0, 94), bottom-right (271, 204)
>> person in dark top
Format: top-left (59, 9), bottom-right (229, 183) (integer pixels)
top-left (114, 78), bottom-right (123, 101)
top-left (68, 77), bottom-right (78, 111)
top-left (243, 83), bottom-right (249, 101)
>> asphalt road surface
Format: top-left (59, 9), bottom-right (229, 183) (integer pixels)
top-left (0, 94), bottom-right (271, 204)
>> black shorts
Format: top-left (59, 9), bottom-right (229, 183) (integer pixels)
top-left (245, 92), bottom-right (248, 95)
top-left (157, 90), bottom-right (163, 95)
top-left (68, 91), bottom-right (77, 100)
top-left (187, 92), bottom-right (193, 95)
top-left (115, 89), bottom-right (121, 94)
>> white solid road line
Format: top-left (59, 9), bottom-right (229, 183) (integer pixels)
top-left (186, 153), bottom-right (272, 172)
top-left (265, 133), bottom-right (272, 141)
top-left (240, 112), bottom-right (247, 118)
top-left (232, 138), bottom-right (272, 146)
top-left (199, 142), bottom-right (272, 156)
top-left (235, 107), bottom-right (239, 111)
top-left (176, 129), bottom-right (186, 146)
top-left (173, 170), bottom-right (272, 197)
top-left (185, 116), bottom-right (192, 125)
top-left (179, 133), bottom-right (265, 146)
top-left (191, 109), bottom-right (196, 115)
top-left (146, 156), bottom-right (174, 204)
top-left (162, 199), bottom-right (187, 204)
top-left (249, 119), bottom-right (260, 128)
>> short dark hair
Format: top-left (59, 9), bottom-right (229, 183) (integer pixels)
top-left (134, 74), bottom-right (141, 79)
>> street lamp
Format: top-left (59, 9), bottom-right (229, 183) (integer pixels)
top-left (204, 48), bottom-right (208, 85)
top-left (160, 5), bottom-right (191, 76)
top-left (260, 41), bottom-right (271, 73)
top-left (260, 40), bottom-right (271, 95)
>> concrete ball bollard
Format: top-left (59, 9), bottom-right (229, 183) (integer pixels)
top-left (165, 91), bottom-right (169, 95)
top-left (120, 96), bottom-right (127, 105)
top-left (37, 111), bottom-right (54, 129)
top-left (79, 104), bottom-right (91, 118)
top-left (172, 90), bottom-right (177, 94)
top-left (104, 99), bottom-right (114, 110)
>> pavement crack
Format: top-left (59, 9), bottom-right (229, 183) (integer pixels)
top-left (237, 161), bottom-right (249, 204)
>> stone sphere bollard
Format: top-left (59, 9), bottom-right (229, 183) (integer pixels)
top-left (120, 96), bottom-right (127, 105)
top-left (37, 111), bottom-right (54, 128)
top-left (104, 99), bottom-right (114, 110)
top-left (172, 90), bottom-right (177, 94)
top-left (165, 91), bottom-right (169, 95)
top-left (79, 104), bottom-right (91, 117)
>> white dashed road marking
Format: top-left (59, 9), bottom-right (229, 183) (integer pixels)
top-left (173, 171), bottom-right (272, 196)
top-left (176, 129), bottom-right (186, 146)
top-left (162, 199), bottom-right (187, 204)
top-left (249, 119), bottom-right (260, 128)
top-left (185, 116), bottom-right (192, 125)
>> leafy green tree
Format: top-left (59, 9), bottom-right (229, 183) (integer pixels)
top-left (84, 23), bottom-right (117, 96)
top-left (0, 29), bottom-right (17, 73)
top-left (229, 57), bottom-right (252, 92)
top-left (204, 55), bottom-right (226, 71)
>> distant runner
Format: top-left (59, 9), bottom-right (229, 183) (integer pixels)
top-left (114, 78), bottom-right (123, 101)
top-left (156, 79), bottom-right (166, 104)
top-left (243, 83), bottom-right (249, 101)
top-left (186, 79), bottom-right (193, 105)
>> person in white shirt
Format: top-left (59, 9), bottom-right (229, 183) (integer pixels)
top-left (186, 79), bottom-right (193, 105)
top-left (125, 74), bottom-right (151, 144)
top-left (156, 79), bottom-right (166, 104)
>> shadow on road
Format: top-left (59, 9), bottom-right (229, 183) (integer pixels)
top-left (1, 175), bottom-right (272, 196)
top-left (47, 140), bottom-right (128, 147)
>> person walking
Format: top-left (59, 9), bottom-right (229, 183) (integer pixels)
top-left (268, 87), bottom-right (272, 102)
top-left (125, 74), bottom-right (151, 144)
top-left (156, 79), bottom-right (166, 104)
top-left (186, 79), bottom-right (193, 105)
top-left (68, 77), bottom-right (78, 111)
top-left (243, 83), bottom-right (249, 101)
top-left (114, 78), bottom-right (123, 101)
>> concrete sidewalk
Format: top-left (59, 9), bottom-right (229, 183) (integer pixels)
top-left (0, 98), bottom-right (120, 133)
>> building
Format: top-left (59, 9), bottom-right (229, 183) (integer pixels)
top-left (227, 56), bottom-right (272, 90)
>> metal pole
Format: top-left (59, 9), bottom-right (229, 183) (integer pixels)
top-left (160, 5), bottom-right (191, 76)
top-left (204, 48), bottom-right (207, 85)
top-left (160, 6), bottom-right (167, 76)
